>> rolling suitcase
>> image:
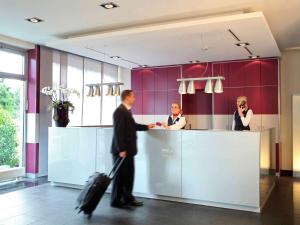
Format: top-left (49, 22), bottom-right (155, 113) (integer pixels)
top-left (75, 157), bottom-right (125, 218)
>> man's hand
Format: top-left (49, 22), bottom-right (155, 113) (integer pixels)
top-left (238, 106), bottom-right (244, 117)
top-left (148, 124), bottom-right (156, 129)
top-left (119, 151), bottom-right (127, 158)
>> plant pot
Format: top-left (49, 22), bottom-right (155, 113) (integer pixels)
top-left (54, 106), bottom-right (69, 127)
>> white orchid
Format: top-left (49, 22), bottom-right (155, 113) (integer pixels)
top-left (40, 86), bottom-right (80, 103)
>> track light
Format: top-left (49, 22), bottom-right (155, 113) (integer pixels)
top-left (87, 86), bottom-right (94, 97)
top-left (114, 85), bottom-right (120, 96)
top-left (106, 85), bottom-right (114, 96)
top-left (178, 81), bottom-right (187, 94)
top-left (204, 80), bottom-right (213, 93)
top-left (94, 86), bottom-right (101, 96)
top-left (214, 79), bottom-right (223, 93)
top-left (187, 81), bottom-right (195, 94)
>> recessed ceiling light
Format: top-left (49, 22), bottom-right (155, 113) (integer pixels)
top-left (249, 55), bottom-right (260, 59)
top-left (236, 42), bottom-right (249, 47)
top-left (189, 60), bottom-right (200, 64)
top-left (26, 17), bottom-right (43, 23)
top-left (141, 65), bottom-right (148, 68)
top-left (100, 2), bottom-right (119, 9)
top-left (110, 56), bottom-right (121, 59)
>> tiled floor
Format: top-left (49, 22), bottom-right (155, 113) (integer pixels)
top-left (0, 177), bottom-right (299, 225)
top-left (0, 177), bottom-right (48, 195)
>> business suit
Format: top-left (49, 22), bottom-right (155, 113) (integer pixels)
top-left (111, 104), bottom-right (148, 206)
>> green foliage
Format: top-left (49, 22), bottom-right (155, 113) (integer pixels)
top-left (0, 107), bottom-right (19, 167)
top-left (0, 79), bottom-right (20, 167)
top-left (0, 79), bottom-right (20, 119)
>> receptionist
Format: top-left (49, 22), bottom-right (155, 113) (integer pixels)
top-left (232, 96), bottom-right (253, 131)
top-left (162, 103), bottom-right (186, 130)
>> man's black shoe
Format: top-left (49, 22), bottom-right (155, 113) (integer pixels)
top-left (111, 202), bottom-right (128, 208)
top-left (129, 200), bottom-right (143, 207)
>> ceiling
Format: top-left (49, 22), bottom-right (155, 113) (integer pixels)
top-left (0, 0), bottom-right (299, 67)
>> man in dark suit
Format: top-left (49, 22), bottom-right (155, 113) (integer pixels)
top-left (111, 90), bottom-right (155, 208)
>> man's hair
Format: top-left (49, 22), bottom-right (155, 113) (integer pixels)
top-left (121, 90), bottom-right (133, 101)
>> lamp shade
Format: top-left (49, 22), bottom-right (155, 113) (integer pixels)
top-left (204, 79), bottom-right (213, 93)
top-left (106, 85), bottom-right (114, 96)
top-left (94, 85), bottom-right (101, 96)
top-left (187, 81), bottom-right (195, 94)
top-left (214, 79), bottom-right (223, 93)
top-left (114, 85), bottom-right (120, 96)
top-left (178, 81), bottom-right (187, 94)
top-left (87, 86), bottom-right (94, 97)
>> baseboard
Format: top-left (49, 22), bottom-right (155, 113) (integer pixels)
top-left (26, 173), bottom-right (39, 179)
top-left (280, 170), bottom-right (293, 176)
top-left (293, 171), bottom-right (300, 178)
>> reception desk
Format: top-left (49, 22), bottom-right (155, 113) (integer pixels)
top-left (48, 127), bottom-right (275, 212)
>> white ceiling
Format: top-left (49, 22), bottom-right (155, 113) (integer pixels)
top-left (0, 0), bottom-right (299, 67)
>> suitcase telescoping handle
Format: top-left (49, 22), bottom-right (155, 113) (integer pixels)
top-left (108, 157), bottom-right (126, 179)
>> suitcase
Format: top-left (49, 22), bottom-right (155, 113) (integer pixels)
top-left (75, 157), bottom-right (125, 218)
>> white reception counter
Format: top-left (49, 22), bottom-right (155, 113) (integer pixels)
top-left (48, 127), bottom-right (275, 212)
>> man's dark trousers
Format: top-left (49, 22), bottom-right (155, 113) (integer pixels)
top-left (111, 155), bottom-right (135, 205)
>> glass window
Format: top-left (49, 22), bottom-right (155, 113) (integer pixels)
top-left (66, 54), bottom-right (83, 126)
top-left (82, 59), bottom-right (102, 126)
top-left (0, 50), bottom-right (24, 75)
top-left (101, 63), bottom-right (119, 125)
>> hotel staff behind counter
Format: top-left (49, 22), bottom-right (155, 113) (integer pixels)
top-left (161, 103), bottom-right (186, 130)
top-left (232, 96), bottom-right (253, 131)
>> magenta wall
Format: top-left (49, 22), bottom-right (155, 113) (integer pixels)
top-left (26, 46), bottom-right (40, 174)
top-left (131, 58), bottom-right (279, 115)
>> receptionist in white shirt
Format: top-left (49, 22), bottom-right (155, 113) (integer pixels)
top-left (232, 96), bottom-right (253, 131)
top-left (162, 103), bottom-right (186, 130)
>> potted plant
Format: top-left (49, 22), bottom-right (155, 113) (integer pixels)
top-left (41, 86), bottom-right (80, 127)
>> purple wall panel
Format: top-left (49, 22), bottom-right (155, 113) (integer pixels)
top-left (182, 63), bottom-right (212, 89)
top-left (261, 86), bottom-right (278, 114)
top-left (131, 58), bottom-right (279, 116)
top-left (131, 70), bottom-right (143, 91)
top-left (228, 62), bottom-right (246, 87)
top-left (182, 94), bottom-right (197, 114)
top-left (142, 91), bottom-right (155, 114)
top-left (132, 91), bottom-right (143, 114)
top-left (244, 61), bottom-right (261, 86)
top-left (26, 143), bottom-right (39, 173)
top-left (155, 91), bottom-right (168, 114)
top-left (214, 89), bottom-right (230, 114)
top-left (243, 87), bottom-right (262, 114)
top-left (261, 59), bottom-right (279, 85)
top-left (167, 90), bottom-right (180, 110)
top-left (167, 67), bottom-right (180, 90)
top-left (154, 68), bottom-right (168, 91)
top-left (27, 46), bottom-right (40, 113)
top-left (142, 69), bottom-right (155, 91)
top-left (213, 63), bottom-right (230, 87)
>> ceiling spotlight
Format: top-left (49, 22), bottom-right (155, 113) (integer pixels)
top-left (100, 2), bottom-right (119, 9)
top-left (187, 81), bottom-right (195, 94)
top-left (204, 79), bottom-right (214, 94)
top-left (214, 79), bottom-right (223, 93)
top-left (110, 56), bottom-right (121, 59)
top-left (178, 81), bottom-right (187, 95)
top-left (249, 55), bottom-right (260, 59)
top-left (114, 85), bottom-right (121, 96)
top-left (236, 42), bottom-right (249, 47)
top-left (141, 65), bottom-right (148, 68)
top-left (106, 85), bottom-right (114, 96)
top-left (26, 17), bottom-right (43, 23)
top-left (189, 60), bottom-right (200, 64)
